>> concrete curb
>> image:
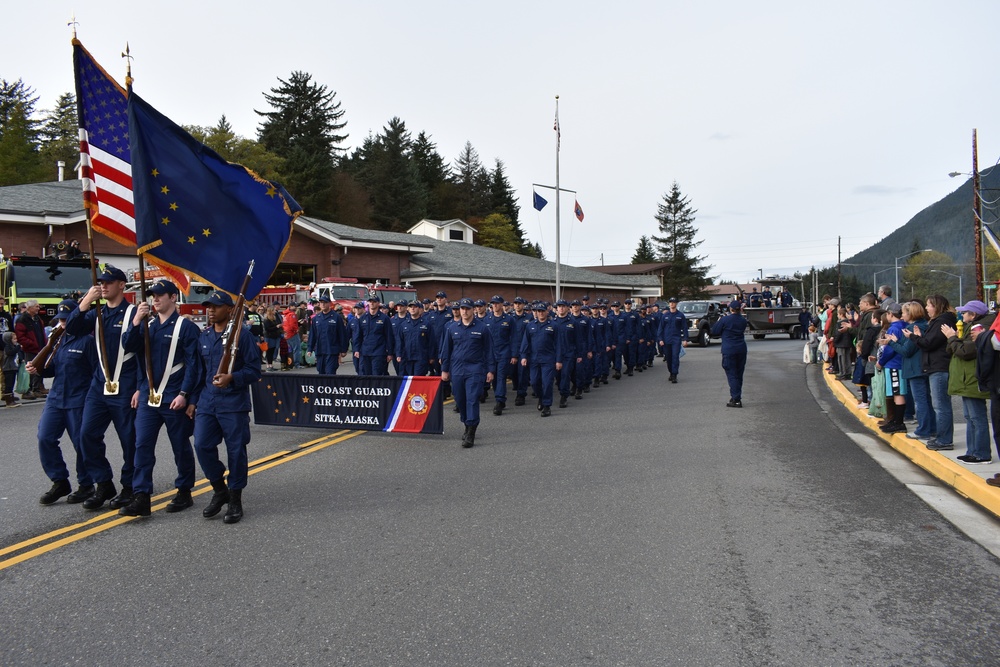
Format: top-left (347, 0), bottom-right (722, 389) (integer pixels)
top-left (821, 368), bottom-right (1000, 519)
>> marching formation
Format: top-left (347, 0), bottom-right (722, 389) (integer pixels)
top-left (14, 276), bottom-right (752, 514)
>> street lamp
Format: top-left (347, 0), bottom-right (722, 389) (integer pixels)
top-left (930, 269), bottom-right (963, 305)
top-left (873, 267), bottom-right (894, 294)
top-left (895, 249), bottom-right (932, 302)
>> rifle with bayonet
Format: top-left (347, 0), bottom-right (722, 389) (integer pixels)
top-left (217, 260), bottom-right (254, 377)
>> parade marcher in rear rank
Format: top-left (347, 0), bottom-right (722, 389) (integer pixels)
top-left (620, 299), bottom-right (640, 376)
top-left (193, 290), bottom-right (262, 525)
top-left (308, 295), bottom-right (349, 375)
top-left (570, 300), bottom-right (594, 398)
top-left (509, 296), bottom-right (532, 406)
top-left (119, 279), bottom-right (202, 518)
top-left (711, 300), bottom-right (749, 408)
top-left (608, 300), bottom-right (624, 379)
top-left (593, 301), bottom-right (611, 385)
top-left (395, 300), bottom-right (434, 376)
top-left (440, 298), bottom-right (494, 448)
top-left (552, 300), bottom-right (578, 407)
top-left (389, 301), bottom-right (407, 376)
top-left (348, 302), bottom-right (364, 374)
top-left (637, 304), bottom-right (651, 370)
top-left (31, 299), bottom-right (98, 505)
top-left (65, 266), bottom-right (141, 510)
top-left (353, 296), bottom-right (394, 376)
top-left (484, 295), bottom-right (517, 415)
top-left (521, 301), bottom-right (561, 417)
top-left (658, 297), bottom-right (689, 384)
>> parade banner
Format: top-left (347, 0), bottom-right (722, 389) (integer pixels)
top-left (252, 375), bottom-right (444, 433)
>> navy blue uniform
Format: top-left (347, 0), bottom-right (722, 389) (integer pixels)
top-left (620, 308), bottom-right (640, 372)
top-left (309, 309), bottom-right (348, 375)
top-left (592, 314), bottom-right (610, 382)
top-left (521, 318), bottom-right (561, 408)
top-left (123, 311), bottom-right (202, 495)
top-left (65, 301), bottom-right (139, 489)
top-left (572, 313), bottom-right (595, 391)
top-left (441, 317), bottom-right (494, 428)
top-left (658, 308), bottom-right (689, 376)
top-left (712, 312), bottom-right (749, 403)
top-left (608, 310), bottom-right (624, 374)
top-left (37, 329), bottom-right (97, 488)
top-left (553, 315), bottom-right (577, 398)
top-left (509, 308), bottom-right (532, 399)
top-left (193, 324), bottom-right (261, 492)
top-left (484, 310), bottom-right (517, 405)
top-left (395, 315), bottom-right (434, 376)
top-left (353, 310), bottom-right (394, 376)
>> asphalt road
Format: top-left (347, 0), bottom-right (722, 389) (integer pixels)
top-left (2, 339), bottom-right (999, 666)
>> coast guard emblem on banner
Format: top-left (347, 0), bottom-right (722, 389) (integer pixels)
top-left (407, 393), bottom-right (429, 415)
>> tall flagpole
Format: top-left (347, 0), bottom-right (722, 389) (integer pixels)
top-left (554, 95), bottom-right (561, 302)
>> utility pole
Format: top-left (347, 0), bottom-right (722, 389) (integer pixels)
top-left (837, 236), bottom-right (842, 299)
top-left (974, 129), bottom-right (984, 301)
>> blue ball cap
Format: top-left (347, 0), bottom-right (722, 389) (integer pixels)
top-left (532, 302), bottom-right (546, 311)
top-left (396, 300), bottom-right (408, 308)
top-left (611, 301), bottom-right (621, 307)
top-left (421, 297), bottom-right (432, 304)
top-left (317, 295), bottom-right (331, 302)
top-left (555, 299), bottom-right (569, 307)
top-left (729, 300), bottom-right (743, 311)
top-left (570, 299), bottom-right (581, 306)
top-left (624, 298), bottom-right (633, 304)
top-left (96, 265), bottom-right (127, 283)
top-left (490, 295), bottom-right (504, 304)
top-left (451, 302), bottom-right (461, 310)
top-left (355, 301), bottom-right (366, 308)
top-left (473, 299), bottom-right (486, 307)
top-left (459, 297), bottom-right (474, 308)
top-left (581, 305), bottom-right (592, 312)
top-left (148, 279), bottom-right (179, 296)
top-left (582, 295), bottom-right (590, 301)
top-left (54, 298), bottom-right (77, 319)
top-left (513, 296), bottom-right (527, 304)
top-left (201, 290), bottom-right (235, 307)
top-left (436, 291), bottom-right (447, 298)
top-left (668, 297), bottom-right (678, 303)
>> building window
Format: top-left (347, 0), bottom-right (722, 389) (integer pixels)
top-left (449, 229), bottom-right (464, 241)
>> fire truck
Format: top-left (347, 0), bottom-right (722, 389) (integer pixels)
top-left (309, 278), bottom-right (417, 310)
top-left (125, 268), bottom-right (216, 326)
top-left (0, 254), bottom-right (96, 323)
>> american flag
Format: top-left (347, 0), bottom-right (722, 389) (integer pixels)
top-left (554, 108), bottom-right (560, 151)
top-left (73, 40), bottom-right (136, 247)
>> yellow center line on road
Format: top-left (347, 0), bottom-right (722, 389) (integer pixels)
top-left (0, 429), bottom-right (360, 572)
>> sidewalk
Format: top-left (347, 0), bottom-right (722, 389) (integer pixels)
top-left (824, 368), bottom-right (1000, 519)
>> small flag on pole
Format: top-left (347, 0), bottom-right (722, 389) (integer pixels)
top-left (574, 199), bottom-right (584, 222)
top-left (533, 191), bottom-right (548, 211)
top-left (554, 109), bottom-right (560, 151)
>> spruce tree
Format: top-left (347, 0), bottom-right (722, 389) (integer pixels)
top-left (38, 92), bottom-right (78, 179)
top-left (652, 182), bottom-right (713, 297)
top-left (452, 141), bottom-right (490, 221)
top-left (632, 235), bottom-right (657, 264)
top-left (411, 131), bottom-right (451, 218)
top-left (369, 117), bottom-right (426, 232)
top-left (487, 159), bottom-right (529, 253)
top-left (0, 78), bottom-right (47, 185)
top-left (256, 71), bottom-right (347, 219)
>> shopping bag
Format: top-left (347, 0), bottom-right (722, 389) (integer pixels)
top-left (802, 344), bottom-right (811, 364)
top-left (14, 361), bottom-right (29, 394)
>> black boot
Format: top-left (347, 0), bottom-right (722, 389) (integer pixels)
top-left (109, 486), bottom-right (133, 510)
top-left (574, 389), bottom-right (583, 399)
top-left (223, 489), bottom-right (243, 524)
top-left (669, 374), bottom-right (677, 384)
top-left (493, 401), bottom-right (504, 416)
top-left (119, 492), bottom-right (151, 517)
top-left (463, 425), bottom-right (477, 448)
top-left (613, 370), bottom-right (621, 380)
top-left (461, 424), bottom-right (472, 447)
top-left (541, 405), bottom-right (551, 417)
top-left (83, 481), bottom-right (118, 510)
top-left (626, 367), bottom-right (633, 376)
top-left (203, 479), bottom-right (230, 518)
top-left (559, 395), bottom-right (568, 408)
top-left (165, 488), bottom-right (194, 513)
top-left (39, 479), bottom-right (72, 505)
top-left (514, 395), bottom-right (525, 406)
top-left (66, 484), bottom-right (95, 504)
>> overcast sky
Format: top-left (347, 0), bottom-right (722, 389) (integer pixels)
top-left (6, 1), bottom-right (1000, 282)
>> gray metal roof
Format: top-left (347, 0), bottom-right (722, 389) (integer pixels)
top-left (0, 180), bottom-right (83, 217)
top-left (402, 237), bottom-right (659, 289)
top-left (299, 216), bottom-right (435, 250)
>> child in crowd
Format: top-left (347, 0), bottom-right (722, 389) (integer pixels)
top-left (807, 325), bottom-right (820, 363)
top-left (2, 331), bottom-right (21, 407)
top-left (834, 319), bottom-right (854, 379)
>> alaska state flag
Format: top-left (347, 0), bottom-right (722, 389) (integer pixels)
top-left (533, 191), bottom-right (548, 211)
top-left (128, 92), bottom-right (301, 299)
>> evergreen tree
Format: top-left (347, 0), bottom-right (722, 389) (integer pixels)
top-left (368, 117), bottom-right (426, 232)
top-left (652, 181), bottom-right (713, 297)
top-left (530, 242), bottom-right (545, 260)
top-left (38, 92), bottom-right (78, 179)
top-left (476, 213), bottom-right (521, 253)
top-left (632, 235), bottom-right (657, 264)
top-left (0, 78), bottom-right (47, 185)
top-left (452, 141), bottom-right (490, 221)
top-left (487, 159), bottom-right (523, 244)
top-left (411, 131), bottom-right (451, 217)
top-left (256, 71), bottom-right (348, 219)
